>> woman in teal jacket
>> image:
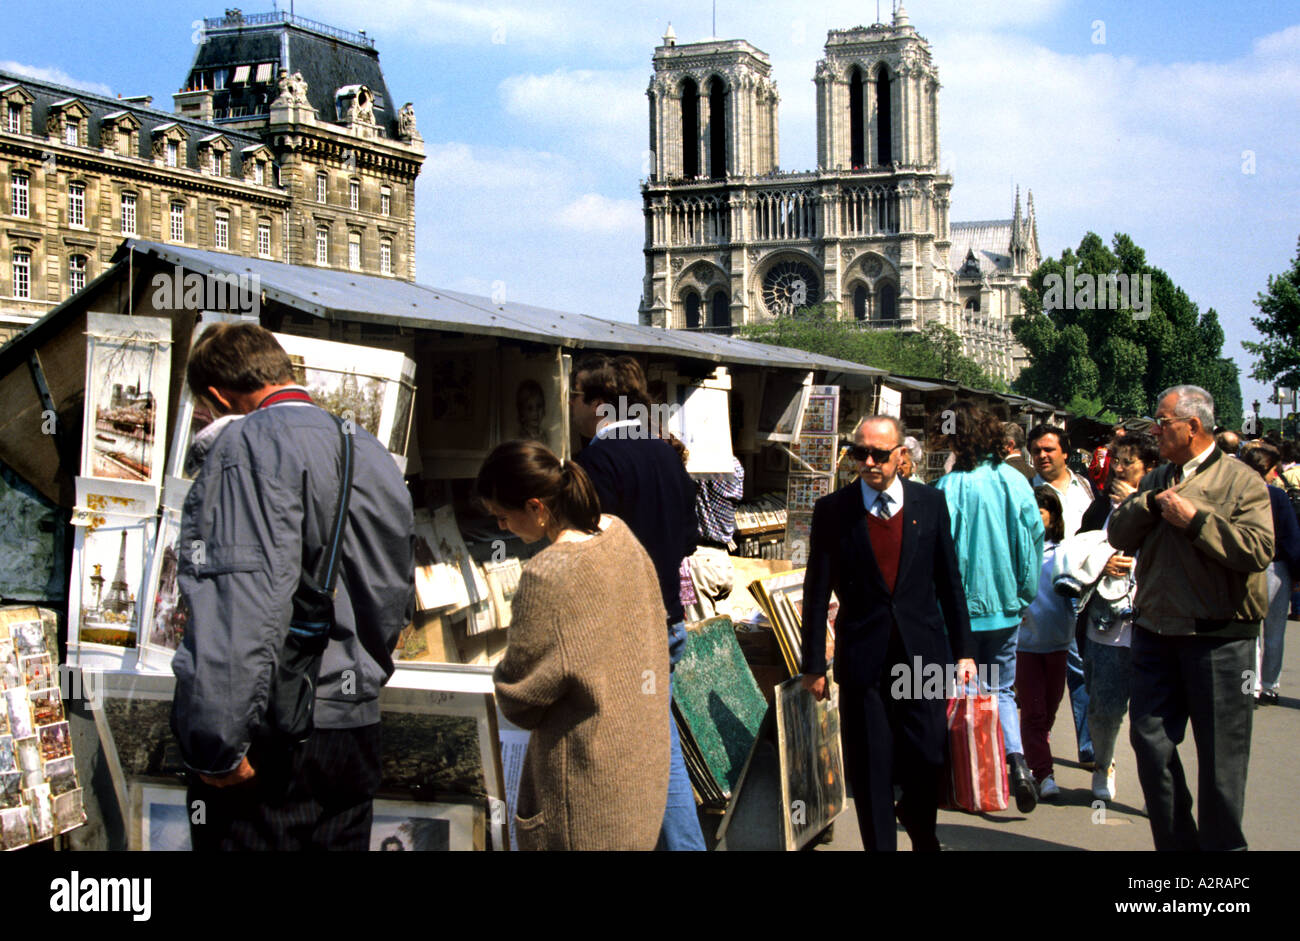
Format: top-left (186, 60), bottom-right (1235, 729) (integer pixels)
top-left (930, 401), bottom-right (1045, 813)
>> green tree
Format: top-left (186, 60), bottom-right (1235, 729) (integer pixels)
top-left (1243, 234), bottom-right (1300, 392)
top-left (736, 305), bottom-right (1007, 391)
top-left (1014, 232), bottom-right (1242, 427)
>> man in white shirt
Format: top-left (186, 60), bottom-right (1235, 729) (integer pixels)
top-left (1029, 423), bottom-right (1097, 766)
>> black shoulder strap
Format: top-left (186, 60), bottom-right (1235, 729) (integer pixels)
top-left (315, 416), bottom-right (354, 593)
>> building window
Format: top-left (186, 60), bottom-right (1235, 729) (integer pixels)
top-left (349, 180), bottom-right (359, 211)
top-left (7, 104), bottom-right (20, 134)
top-left (380, 187), bottom-right (391, 216)
top-left (316, 226), bottom-right (328, 265)
top-left (683, 290), bottom-right (700, 329)
top-left (214, 210), bottom-right (229, 250)
top-left (12, 172), bottom-right (28, 218)
top-left (12, 249), bottom-right (30, 299)
top-left (316, 172), bottom-right (327, 203)
top-left (170, 202), bottom-right (185, 242)
top-left (121, 193), bottom-right (137, 235)
top-left (64, 119), bottom-right (78, 147)
top-left (380, 238), bottom-right (392, 275)
top-left (253, 161), bottom-right (264, 185)
top-left (68, 182), bottom-right (85, 227)
top-left (348, 232), bottom-right (361, 270)
top-left (69, 254), bottom-right (86, 294)
top-left (209, 150), bottom-right (220, 175)
top-left (166, 140), bottom-right (179, 167)
top-left (257, 220), bottom-right (271, 258)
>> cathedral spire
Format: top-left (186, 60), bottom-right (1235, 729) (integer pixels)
top-left (1010, 186), bottom-right (1024, 251)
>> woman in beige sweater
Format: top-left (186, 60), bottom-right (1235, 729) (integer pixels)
top-left (477, 440), bottom-right (670, 850)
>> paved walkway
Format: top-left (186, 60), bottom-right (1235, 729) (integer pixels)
top-left (818, 617), bottom-right (1300, 851)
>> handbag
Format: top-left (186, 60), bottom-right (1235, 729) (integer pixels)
top-left (944, 693), bottom-right (1009, 813)
top-left (265, 415), bottom-right (354, 743)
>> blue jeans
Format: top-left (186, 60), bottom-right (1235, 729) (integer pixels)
top-left (1067, 638), bottom-right (1093, 761)
top-left (967, 626), bottom-right (1022, 757)
top-left (658, 627), bottom-right (705, 851)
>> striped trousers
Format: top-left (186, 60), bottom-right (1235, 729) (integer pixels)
top-left (187, 724), bottom-right (382, 851)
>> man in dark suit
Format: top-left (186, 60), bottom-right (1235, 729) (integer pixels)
top-left (801, 415), bottom-right (975, 851)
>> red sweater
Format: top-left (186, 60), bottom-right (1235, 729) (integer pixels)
top-left (866, 510), bottom-right (905, 593)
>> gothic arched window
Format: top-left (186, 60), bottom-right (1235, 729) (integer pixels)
top-left (684, 290), bottom-right (701, 329)
top-left (707, 77), bottom-right (727, 179)
top-left (878, 282), bottom-right (897, 321)
top-left (849, 66), bottom-right (865, 169)
top-left (710, 290), bottom-right (730, 331)
top-left (875, 64), bottom-right (892, 165)
top-left (854, 283), bottom-right (868, 321)
top-left (681, 78), bottom-right (699, 179)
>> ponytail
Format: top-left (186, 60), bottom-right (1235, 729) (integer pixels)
top-left (558, 459), bottom-right (602, 533)
top-left (476, 440), bottom-right (602, 534)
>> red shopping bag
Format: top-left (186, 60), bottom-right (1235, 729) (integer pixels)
top-left (944, 694), bottom-right (1009, 813)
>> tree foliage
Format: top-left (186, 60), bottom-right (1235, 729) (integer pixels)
top-left (1013, 232), bottom-right (1242, 427)
top-left (1243, 234), bottom-right (1300, 391)
top-left (735, 304), bottom-right (1007, 391)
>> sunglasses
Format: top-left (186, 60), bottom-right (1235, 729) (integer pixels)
top-left (846, 443), bottom-right (901, 464)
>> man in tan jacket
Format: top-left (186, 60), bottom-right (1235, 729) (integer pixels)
top-left (1109, 385), bottom-right (1274, 851)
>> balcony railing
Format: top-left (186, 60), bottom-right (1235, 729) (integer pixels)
top-left (203, 11), bottom-right (376, 49)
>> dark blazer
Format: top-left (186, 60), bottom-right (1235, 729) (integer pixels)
top-left (802, 478), bottom-right (973, 688)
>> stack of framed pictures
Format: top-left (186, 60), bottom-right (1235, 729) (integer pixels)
top-left (68, 313), bottom-right (173, 671)
top-left (0, 607), bottom-right (85, 850)
top-left (101, 666), bottom-right (511, 851)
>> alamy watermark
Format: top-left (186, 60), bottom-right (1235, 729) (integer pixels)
top-left (150, 264), bottom-right (261, 317)
top-left (890, 656), bottom-right (999, 704)
top-left (1042, 265), bottom-right (1152, 319)
top-left (594, 396), bottom-right (681, 440)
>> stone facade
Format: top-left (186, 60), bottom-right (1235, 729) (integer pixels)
top-left (640, 6), bottom-right (1039, 382)
top-left (0, 10), bottom-right (424, 342)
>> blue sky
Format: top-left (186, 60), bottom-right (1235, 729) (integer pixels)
top-left (6, 0), bottom-right (1300, 413)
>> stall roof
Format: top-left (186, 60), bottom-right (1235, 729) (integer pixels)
top-left (96, 240), bottom-right (887, 378)
top-left (884, 372), bottom-right (1060, 413)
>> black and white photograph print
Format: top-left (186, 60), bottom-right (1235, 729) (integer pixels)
top-left (370, 799), bottom-right (483, 852)
top-left (0, 641), bottom-right (19, 690)
top-left (0, 735), bottom-right (14, 773)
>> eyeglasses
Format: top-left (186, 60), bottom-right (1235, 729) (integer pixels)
top-left (1152, 416), bottom-right (1191, 430)
top-left (846, 443), bottom-right (900, 464)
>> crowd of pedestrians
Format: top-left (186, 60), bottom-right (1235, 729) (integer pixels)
top-left (166, 323), bottom-right (1293, 853)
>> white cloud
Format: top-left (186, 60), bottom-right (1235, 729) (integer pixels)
top-left (555, 193), bottom-right (641, 233)
top-left (499, 67), bottom-right (645, 165)
top-left (0, 61), bottom-right (113, 96)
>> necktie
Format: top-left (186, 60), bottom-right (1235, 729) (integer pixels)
top-left (874, 492), bottom-right (892, 520)
top-left (1171, 466), bottom-right (1183, 485)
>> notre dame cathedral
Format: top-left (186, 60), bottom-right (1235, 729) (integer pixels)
top-left (639, 5), bottom-right (1040, 381)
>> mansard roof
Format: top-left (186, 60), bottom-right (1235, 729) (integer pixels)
top-left (186, 11), bottom-right (400, 137)
top-left (0, 68), bottom-right (263, 173)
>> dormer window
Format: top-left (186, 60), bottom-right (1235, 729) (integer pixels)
top-left (254, 161), bottom-right (264, 185)
top-left (6, 104), bottom-right (19, 134)
top-left (64, 119), bottom-right (79, 146)
top-left (167, 141), bottom-right (179, 167)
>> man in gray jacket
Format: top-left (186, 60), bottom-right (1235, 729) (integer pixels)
top-left (172, 323), bottom-right (414, 850)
